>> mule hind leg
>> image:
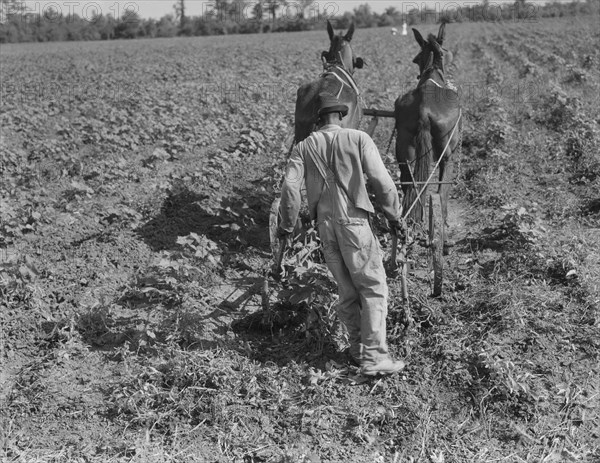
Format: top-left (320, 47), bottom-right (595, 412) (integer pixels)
top-left (395, 128), bottom-right (416, 218)
top-left (396, 129), bottom-right (415, 199)
top-left (433, 130), bottom-right (460, 252)
top-left (432, 128), bottom-right (458, 228)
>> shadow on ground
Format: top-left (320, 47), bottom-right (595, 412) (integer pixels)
top-left (73, 294), bottom-right (226, 355)
top-left (229, 299), bottom-right (348, 369)
top-left (136, 184), bottom-right (274, 254)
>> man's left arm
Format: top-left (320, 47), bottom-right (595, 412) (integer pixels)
top-left (279, 147), bottom-right (305, 234)
top-left (360, 134), bottom-right (403, 224)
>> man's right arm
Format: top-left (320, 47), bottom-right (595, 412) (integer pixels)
top-left (279, 146), bottom-right (305, 233)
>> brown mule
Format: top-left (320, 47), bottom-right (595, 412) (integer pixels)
top-left (394, 23), bottom-right (462, 227)
top-left (293, 20), bottom-right (365, 145)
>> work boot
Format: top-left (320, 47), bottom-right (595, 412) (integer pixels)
top-left (361, 358), bottom-right (406, 376)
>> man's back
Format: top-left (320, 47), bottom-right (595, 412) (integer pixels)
top-left (300, 125), bottom-right (401, 224)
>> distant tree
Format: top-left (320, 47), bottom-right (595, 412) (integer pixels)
top-left (1, 0), bottom-right (598, 42)
top-left (0, 0), bottom-right (32, 42)
top-left (209, 0), bottom-right (240, 34)
top-left (1, 0), bottom-right (26, 19)
top-left (230, 0), bottom-right (249, 33)
top-left (352, 4), bottom-right (377, 28)
top-left (252, 1), bottom-right (265, 32)
top-left (513, 0), bottom-right (528, 19)
top-left (64, 15), bottom-right (98, 41)
top-left (378, 6), bottom-right (401, 26)
top-left (174, 0), bottom-right (192, 35)
top-left (297, 0), bottom-right (315, 19)
top-left (35, 6), bottom-right (69, 41)
top-left (405, 7), bottom-right (419, 25)
top-left (268, 0), bottom-right (280, 31)
top-left (336, 11), bottom-right (353, 29)
top-left (174, 0), bottom-right (185, 29)
top-left (142, 18), bottom-right (158, 38)
top-left (157, 14), bottom-right (178, 37)
top-left (114, 10), bottom-right (141, 38)
top-left (276, 0), bottom-right (314, 31)
top-left (385, 6), bottom-right (401, 20)
top-left (94, 14), bottom-right (116, 40)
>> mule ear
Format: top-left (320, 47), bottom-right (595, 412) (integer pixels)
top-left (437, 22), bottom-right (446, 46)
top-left (413, 28), bottom-right (425, 48)
top-left (327, 20), bottom-right (334, 41)
top-left (344, 23), bottom-right (355, 42)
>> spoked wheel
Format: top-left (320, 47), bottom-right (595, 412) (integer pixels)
top-left (429, 194), bottom-right (444, 297)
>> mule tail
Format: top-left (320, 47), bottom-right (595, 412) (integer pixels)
top-left (405, 117), bottom-right (433, 224)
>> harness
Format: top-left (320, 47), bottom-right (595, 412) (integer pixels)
top-left (417, 64), bottom-right (458, 94)
top-left (416, 45), bottom-right (453, 88)
top-left (424, 77), bottom-right (458, 93)
top-left (319, 63), bottom-right (364, 132)
top-left (320, 64), bottom-right (360, 99)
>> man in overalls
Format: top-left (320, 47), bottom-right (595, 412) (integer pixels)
top-left (278, 93), bottom-right (406, 376)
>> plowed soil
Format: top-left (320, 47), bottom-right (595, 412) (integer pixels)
top-left (1, 17), bottom-right (599, 463)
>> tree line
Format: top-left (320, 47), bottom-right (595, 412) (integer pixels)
top-left (0, 0), bottom-right (598, 43)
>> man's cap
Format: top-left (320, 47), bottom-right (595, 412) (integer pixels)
top-left (317, 93), bottom-right (349, 117)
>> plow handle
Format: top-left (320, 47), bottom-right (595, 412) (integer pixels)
top-left (390, 231), bottom-right (398, 271)
top-left (272, 236), bottom-right (287, 281)
top-left (392, 228), bottom-right (411, 331)
top-left (263, 236), bottom-right (287, 312)
top-left (276, 236), bottom-right (286, 269)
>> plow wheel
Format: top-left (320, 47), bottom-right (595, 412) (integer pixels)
top-left (429, 194), bottom-right (444, 297)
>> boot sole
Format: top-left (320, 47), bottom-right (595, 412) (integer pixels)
top-left (361, 361), bottom-right (406, 376)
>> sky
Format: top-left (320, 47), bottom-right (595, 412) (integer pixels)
top-left (19, 0), bottom-right (568, 21)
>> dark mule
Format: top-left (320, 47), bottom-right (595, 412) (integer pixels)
top-left (394, 23), bottom-right (462, 226)
top-left (294, 21), bottom-right (364, 144)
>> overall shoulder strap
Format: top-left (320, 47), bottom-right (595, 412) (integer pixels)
top-left (305, 132), bottom-right (330, 181)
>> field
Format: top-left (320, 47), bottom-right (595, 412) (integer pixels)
top-left (1, 15), bottom-right (600, 463)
